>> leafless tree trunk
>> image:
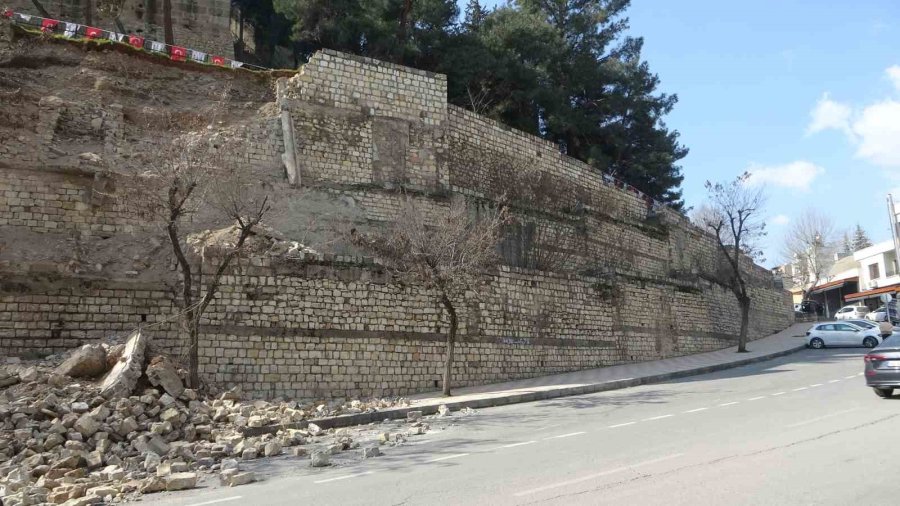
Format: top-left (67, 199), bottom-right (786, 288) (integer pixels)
top-left (782, 209), bottom-right (836, 302)
top-left (696, 173), bottom-right (767, 353)
top-left (83, 0), bottom-right (92, 26)
top-left (353, 197), bottom-right (507, 396)
top-left (440, 292), bottom-right (457, 397)
top-left (163, 0), bottom-right (174, 45)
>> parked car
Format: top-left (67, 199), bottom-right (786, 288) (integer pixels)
top-left (834, 305), bottom-right (870, 320)
top-left (806, 321), bottom-right (883, 349)
top-left (865, 306), bottom-right (899, 323)
top-left (864, 335), bottom-right (900, 398)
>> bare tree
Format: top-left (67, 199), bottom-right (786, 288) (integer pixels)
top-left (162, 0), bottom-right (174, 45)
top-left (125, 113), bottom-right (270, 388)
top-left (354, 197), bottom-right (507, 396)
top-left (696, 173), bottom-right (767, 353)
top-left (782, 209), bottom-right (836, 302)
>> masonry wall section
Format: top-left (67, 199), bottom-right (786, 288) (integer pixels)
top-left (0, 45), bottom-right (794, 400)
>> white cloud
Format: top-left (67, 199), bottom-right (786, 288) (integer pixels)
top-left (852, 99), bottom-right (900, 167)
top-left (806, 92), bottom-right (852, 136)
top-left (772, 214), bottom-right (790, 226)
top-left (745, 161), bottom-right (825, 191)
top-left (887, 65), bottom-right (900, 92)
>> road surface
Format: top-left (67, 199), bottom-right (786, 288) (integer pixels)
top-left (152, 347), bottom-right (895, 505)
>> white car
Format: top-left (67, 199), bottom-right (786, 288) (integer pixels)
top-left (866, 306), bottom-right (896, 322)
top-left (806, 321), bottom-right (884, 349)
top-left (834, 305), bottom-right (870, 320)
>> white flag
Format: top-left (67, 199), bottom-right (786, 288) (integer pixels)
top-left (17, 13), bottom-right (32, 23)
top-left (64, 22), bottom-right (79, 38)
top-left (108, 32), bottom-right (124, 42)
top-left (230, 60), bottom-right (244, 69)
top-left (190, 50), bottom-right (206, 62)
top-left (150, 41), bottom-right (165, 52)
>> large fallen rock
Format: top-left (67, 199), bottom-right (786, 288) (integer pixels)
top-left (99, 330), bottom-right (147, 399)
top-left (55, 345), bottom-right (108, 379)
top-left (145, 356), bottom-right (184, 399)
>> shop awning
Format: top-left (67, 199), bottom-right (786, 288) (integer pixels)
top-left (844, 283), bottom-right (900, 302)
top-left (809, 277), bottom-right (857, 295)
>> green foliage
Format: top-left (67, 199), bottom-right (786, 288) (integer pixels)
top-left (852, 223), bottom-right (872, 251)
top-left (272, 0), bottom-right (686, 208)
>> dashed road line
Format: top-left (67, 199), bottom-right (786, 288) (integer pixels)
top-left (718, 402), bottom-right (739, 407)
top-left (642, 414), bottom-right (674, 422)
top-left (608, 422), bottom-right (636, 428)
top-left (425, 454), bottom-right (470, 463)
top-left (512, 454), bottom-right (685, 497)
top-left (747, 396), bottom-right (765, 401)
top-left (772, 392), bottom-right (786, 396)
top-left (809, 383), bottom-right (823, 388)
top-left (186, 498), bottom-right (243, 506)
top-left (500, 441), bottom-right (538, 449)
top-left (792, 387), bottom-right (808, 392)
top-left (784, 408), bottom-right (860, 428)
top-left (845, 375), bottom-right (856, 379)
top-left (829, 380), bottom-right (841, 383)
top-left (314, 471), bottom-right (375, 484)
top-left (684, 407), bottom-right (708, 413)
top-left (543, 432), bottom-right (586, 440)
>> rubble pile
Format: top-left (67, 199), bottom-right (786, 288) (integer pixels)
top-left (0, 331), bottom-right (414, 506)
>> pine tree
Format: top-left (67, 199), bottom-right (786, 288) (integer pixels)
top-left (842, 232), bottom-right (852, 256)
top-left (463, 0), bottom-right (488, 31)
top-left (853, 224), bottom-right (872, 250)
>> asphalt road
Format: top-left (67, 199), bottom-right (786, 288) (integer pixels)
top-left (152, 347), bottom-right (897, 506)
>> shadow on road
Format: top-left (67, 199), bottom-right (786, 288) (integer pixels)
top-left (666, 348), bottom-right (864, 384)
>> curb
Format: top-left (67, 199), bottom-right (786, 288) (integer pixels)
top-left (241, 343), bottom-right (808, 436)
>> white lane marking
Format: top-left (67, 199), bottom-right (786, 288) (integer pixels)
top-left (792, 387), bottom-right (808, 392)
top-left (784, 408), bottom-right (860, 428)
top-left (608, 422), bottom-right (636, 428)
top-left (772, 392), bottom-right (786, 396)
top-left (425, 454), bottom-right (470, 463)
top-left (610, 377), bottom-right (635, 382)
top-left (718, 402), bottom-right (739, 407)
top-left (187, 497), bottom-right (243, 506)
top-left (829, 380), bottom-right (841, 383)
top-left (314, 471), bottom-right (375, 484)
top-left (809, 384), bottom-right (823, 388)
top-left (642, 414), bottom-right (674, 422)
top-left (747, 396), bottom-right (765, 401)
top-left (857, 372), bottom-right (864, 377)
top-left (684, 407), bottom-right (708, 413)
top-left (513, 454), bottom-right (684, 497)
top-left (500, 441), bottom-right (538, 449)
top-left (543, 432), bottom-right (586, 440)
top-left (845, 375), bottom-right (856, 379)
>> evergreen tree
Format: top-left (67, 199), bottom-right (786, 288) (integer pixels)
top-left (463, 0), bottom-right (488, 31)
top-left (272, 0), bottom-right (687, 209)
top-left (842, 231), bottom-right (853, 256)
top-left (853, 224), bottom-right (872, 250)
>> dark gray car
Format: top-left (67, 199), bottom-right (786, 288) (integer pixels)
top-left (864, 335), bottom-right (900, 398)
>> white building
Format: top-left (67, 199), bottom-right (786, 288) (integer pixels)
top-left (842, 240), bottom-right (900, 306)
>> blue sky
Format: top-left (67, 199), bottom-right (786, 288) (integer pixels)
top-left (460, 1), bottom-right (900, 266)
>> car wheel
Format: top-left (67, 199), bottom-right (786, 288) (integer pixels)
top-left (874, 388), bottom-right (894, 398)
top-left (863, 337), bottom-right (878, 348)
top-left (809, 338), bottom-right (825, 349)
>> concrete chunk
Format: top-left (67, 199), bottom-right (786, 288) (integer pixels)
top-left (100, 330), bottom-right (147, 399)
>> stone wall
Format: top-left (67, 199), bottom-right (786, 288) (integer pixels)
top-left (0, 44), bottom-right (794, 399)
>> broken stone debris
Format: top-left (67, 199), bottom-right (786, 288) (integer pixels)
top-left (0, 335), bottom-right (417, 506)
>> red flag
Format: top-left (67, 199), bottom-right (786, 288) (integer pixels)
top-left (2, 9), bottom-right (13, 18)
top-left (85, 26), bottom-right (103, 38)
top-left (41, 18), bottom-right (59, 31)
top-left (212, 56), bottom-right (225, 66)
top-left (170, 46), bottom-right (187, 62)
top-left (128, 35), bottom-right (144, 49)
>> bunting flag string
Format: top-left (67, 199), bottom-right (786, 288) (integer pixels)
top-left (5, 11), bottom-right (269, 72)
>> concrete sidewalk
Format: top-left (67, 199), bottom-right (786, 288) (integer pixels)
top-left (300, 323), bottom-right (810, 430)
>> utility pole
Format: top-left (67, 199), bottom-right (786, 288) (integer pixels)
top-left (887, 194), bottom-right (900, 322)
